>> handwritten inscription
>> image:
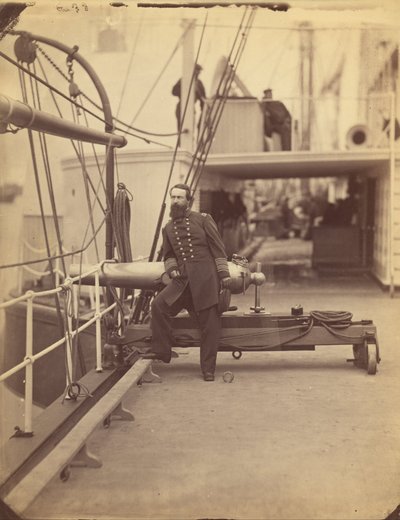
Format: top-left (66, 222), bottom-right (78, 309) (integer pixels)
top-left (56, 2), bottom-right (128, 12)
top-left (56, 3), bottom-right (88, 13)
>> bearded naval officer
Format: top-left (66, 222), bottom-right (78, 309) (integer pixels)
top-left (142, 183), bottom-right (231, 381)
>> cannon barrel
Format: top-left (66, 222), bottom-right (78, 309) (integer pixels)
top-left (69, 261), bottom-right (265, 295)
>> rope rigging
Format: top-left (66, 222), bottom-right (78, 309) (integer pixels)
top-left (129, 21), bottom-right (193, 125)
top-left (7, 43), bottom-right (121, 392)
top-left (13, 48), bottom-right (111, 293)
top-left (166, 310), bottom-right (365, 352)
top-left (149, 14), bottom-right (210, 263)
top-left (36, 81), bottom-right (112, 338)
top-left (111, 180), bottom-right (134, 336)
top-left (1, 30), bottom-right (137, 392)
top-left (30, 46), bottom-right (129, 276)
top-left (18, 63), bottom-right (71, 377)
top-left (187, 8), bottom-right (256, 196)
top-left (0, 218), bottom-right (106, 270)
top-left (70, 99), bottom-right (102, 264)
top-left (128, 14), bottom-right (212, 325)
top-left (0, 37), bottom-right (184, 139)
top-left (35, 53), bottom-right (108, 216)
top-left (37, 38), bottom-right (181, 138)
top-left (31, 60), bottom-right (67, 276)
top-left (0, 50), bottom-right (174, 148)
top-left (3, 14), bottom-right (255, 274)
top-left (25, 56), bottom-right (105, 385)
top-left (4, 14), bottom-right (268, 349)
top-left (113, 183), bottom-right (133, 263)
top-left (131, 7), bottom-right (256, 325)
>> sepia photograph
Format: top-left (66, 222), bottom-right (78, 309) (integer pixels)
top-left (0, 0), bottom-right (400, 518)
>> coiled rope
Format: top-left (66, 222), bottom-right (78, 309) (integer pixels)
top-left (309, 310), bottom-right (356, 341)
top-left (113, 183), bottom-right (133, 263)
top-left (169, 310), bottom-right (365, 352)
top-left (110, 183), bottom-right (134, 335)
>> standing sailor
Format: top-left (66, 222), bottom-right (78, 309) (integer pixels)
top-left (261, 88), bottom-right (292, 151)
top-left (172, 64), bottom-right (206, 140)
top-left (142, 184), bottom-right (231, 381)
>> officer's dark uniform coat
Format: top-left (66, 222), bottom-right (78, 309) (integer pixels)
top-left (149, 209), bottom-right (229, 374)
top-left (161, 209), bottom-right (230, 311)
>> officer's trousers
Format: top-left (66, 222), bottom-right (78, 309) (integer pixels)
top-left (150, 285), bottom-right (221, 374)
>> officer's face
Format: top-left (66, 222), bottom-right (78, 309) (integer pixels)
top-left (170, 188), bottom-right (189, 209)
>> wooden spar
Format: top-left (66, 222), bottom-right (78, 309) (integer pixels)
top-left (0, 94), bottom-right (127, 147)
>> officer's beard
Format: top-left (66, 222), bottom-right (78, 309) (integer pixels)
top-left (170, 203), bottom-right (187, 219)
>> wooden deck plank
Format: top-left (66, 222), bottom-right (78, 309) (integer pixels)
top-left (0, 357), bottom-right (139, 496)
top-left (3, 359), bottom-right (153, 516)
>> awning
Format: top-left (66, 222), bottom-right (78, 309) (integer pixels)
top-left (204, 149), bottom-right (391, 179)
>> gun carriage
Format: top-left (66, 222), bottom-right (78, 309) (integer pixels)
top-left (70, 254), bottom-right (380, 375)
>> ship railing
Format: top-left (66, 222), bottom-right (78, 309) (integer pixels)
top-left (20, 240), bottom-right (96, 308)
top-left (0, 261), bottom-right (115, 435)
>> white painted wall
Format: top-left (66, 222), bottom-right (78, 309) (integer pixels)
top-left (373, 172), bottom-right (390, 283)
top-left (61, 149), bottom-right (191, 262)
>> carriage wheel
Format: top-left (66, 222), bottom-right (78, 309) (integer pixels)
top-left (366, 342), bottom-right (377, 375)
top-left (352, 344), bottom-right (366, 368)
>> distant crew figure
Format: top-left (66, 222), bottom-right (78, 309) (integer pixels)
top-left (261, 88), bottom-right (292, 151)
top-left (172, 64), bottom-right (206, 141)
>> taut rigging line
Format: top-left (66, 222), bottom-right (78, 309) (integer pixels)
top-left (0, 219), bottom-right (106, 270)
top-left (18, 64), bottom-right (69, 373)
top-left (30, 51), bottom-right (108, 261)
top-left (31, 60), bottom-right (67, 275)
top-left (129, 15), bottom-right (208, 325)
top-left (128, 21), bottom-right (193, 126)
top-left (15, 43), bottom-right (116, 387)
top-left (38, 59), bottom-right (108, 215)
top-left (187, 7), bottom-right (256, 196)
top-left (0, 50), bottom-right (174, 148)
top-left (35, 38), bottom-right (182, 138)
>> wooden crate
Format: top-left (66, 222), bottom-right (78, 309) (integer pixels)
top-left (207, 98), bottom-right (264, 154)
top-left (312, 226), bottom-right (361, 267)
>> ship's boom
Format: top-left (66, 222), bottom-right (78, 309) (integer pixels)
top-left (0, 94), bottom-right (127, 147)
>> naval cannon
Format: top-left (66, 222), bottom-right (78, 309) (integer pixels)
top-left (70, 254), bottom-right (264, 294)
top-left (70, 255), bottom-right (380, 375)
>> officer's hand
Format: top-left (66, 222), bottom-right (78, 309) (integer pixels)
top-left (220, 277), bottom-right (231, 290)
top-left (170, 269), bottom-right (181, 279)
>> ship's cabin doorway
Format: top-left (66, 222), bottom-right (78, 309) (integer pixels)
top-left (201, 175), bottom-right (376, 281)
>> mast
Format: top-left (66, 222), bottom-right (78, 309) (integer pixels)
top-left (180, 19), bottom-right (196, 153)
top-left (299, 21), bottom-right (314, 152)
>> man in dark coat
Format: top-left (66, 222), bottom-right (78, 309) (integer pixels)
top-left (172, 64), bottom-right (206, 138)
top-left (261, 88), bottom-right (292, 151)
top-left (143, 184), bottom-right (231, 381)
